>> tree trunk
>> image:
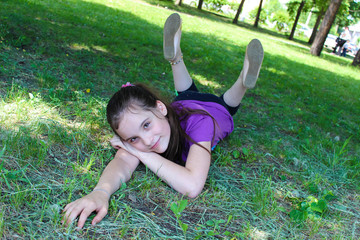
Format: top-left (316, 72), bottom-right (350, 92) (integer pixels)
top-left (289, 0), bottom-right (306, 40)
top-left (254, 0), bottom-right (264, 28)
top-left (352, 49), bottom-right (360, 66)
top-left (176, 0), bottom-right (182, 6)
top-left (308, 8), bottom-right (325, 44)
top-left (198, 0), bottom-right (204, 10)
top-left (310, 0), bottom-right (343, 56)
top-left (233, 0), bottom-right (246, 24)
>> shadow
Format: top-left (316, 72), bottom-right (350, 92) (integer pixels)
top-left (0, 0), bottom-right (359, 143)
top-left (144, 0), bottom-right (356, 67)
top-left (143, 1), bottom-right (320, 47)
top-left (142, 0), bottom-right (234, 23)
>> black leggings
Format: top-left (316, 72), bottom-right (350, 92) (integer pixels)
top-left (174, 82), bottom-right (239, 116)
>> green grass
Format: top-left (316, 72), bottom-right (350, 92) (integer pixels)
top-left (1, 0), bottom-right (360, 238)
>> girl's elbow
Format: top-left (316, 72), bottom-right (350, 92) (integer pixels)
top-left (185, 183), bottom-right (204, 198)
top-left (187, 191), bottom-right (200, 199)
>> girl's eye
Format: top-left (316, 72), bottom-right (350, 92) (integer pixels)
top-left (144, 122), bottom-right (150, 129)
top-left (129, 137), bottom-right (137, 143)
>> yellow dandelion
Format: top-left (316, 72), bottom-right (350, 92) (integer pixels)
top-left (86, 89), bottom-right (91, 93)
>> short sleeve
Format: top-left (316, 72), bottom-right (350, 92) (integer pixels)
top-left (184, 114), bottom-right (215, 145)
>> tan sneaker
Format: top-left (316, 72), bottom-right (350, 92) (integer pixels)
top-left (242, 39), bottom-right (264, 89)
top-left (163, 13), bottom-right (182, 62)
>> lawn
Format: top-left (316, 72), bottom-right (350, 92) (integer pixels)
top-left (0, 0), bottom-right (359, 239)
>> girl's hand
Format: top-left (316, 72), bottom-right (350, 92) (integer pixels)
top-left (62, 190), bottom-right (110, 229)
top-left (110, 135), bottom-right (144, 159)
top-left (110, 135), bottom-right (123, 150)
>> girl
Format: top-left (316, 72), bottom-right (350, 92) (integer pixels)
top-left (63, 13), bottom-right (264, 229)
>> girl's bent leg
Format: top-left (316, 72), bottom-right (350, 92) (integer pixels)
top-left (163, 13), bottom-right (193, 92)
top-left (222, 39), bottom-right (264, 108)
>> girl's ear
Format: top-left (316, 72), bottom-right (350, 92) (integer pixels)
top-left (156, 100), bottom-right (168, 116)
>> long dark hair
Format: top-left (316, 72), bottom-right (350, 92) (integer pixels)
top-left (106, 84), bottom-right (214, 165)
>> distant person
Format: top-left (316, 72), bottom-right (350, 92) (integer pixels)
top-left (341, 40), bottom-right (350, 57)
top-left (62, 13), bottom-right (264, 229)
top-left (333, 27), bottom-right (351, 54)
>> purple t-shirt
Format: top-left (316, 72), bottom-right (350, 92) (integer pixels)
top-left (171, 100), bottom-right (234, 162)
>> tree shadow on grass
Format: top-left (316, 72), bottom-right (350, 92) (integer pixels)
top-left (1, 0), bottom-right (359, 139)
top-left (321, 50), bottom-right (355, 66)
top-left (3, 0), bottom-right (360, 192)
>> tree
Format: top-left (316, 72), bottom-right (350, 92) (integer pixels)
top-left (272, 9), bottom-right (291, 32)
top-left (308, 6), bottom-right (326, 44)
top-left (204, 0), bottom-right (230, 12)
top-left (335, 0), bottom-right (360, 28)
top-left (195, 0), bottom-right (230, 12)
top-left (307, 0), bottom-right (356, 44)
top-left (233, 0), bottom-right (246, 24)
top-left (306, 0), bottom-right (359, 45)
top-left (175, 0), bottom-right (182, 6)
top-left (286, 0), bottom-right (314, 40)
top-left (265, 0), bottom-right (291, 32)
top-left (352, 49), bottom-right (360, 67)
top-left (306, 0), bottom-right (330, 44)
top-left (198, 0), bottom-right (204, 9)
top-left (348, 0), bottom-right (360, 23)
top-left (289, 0), bottom-right (306, 40)
top-left (310, 0), bottom-right (343, 56)
top-left (254, 0), bottom-right (264, 27)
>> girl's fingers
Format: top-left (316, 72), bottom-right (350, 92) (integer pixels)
top-left (63, 201), bottom-right (75, 212)
top-left (91, 207), bottom-right (108, 225)
top-left (62, 200), bottom-right (87, 226)
top-left (62, 204), bottom-right (76, 224)
top-left (110, 135), bottom-right (124, 149)
top-left (65, 207), bottom-right (83, 226)
top-left (117, 140), bottom-right (126, 149)
top-left (62, 194), bottom-right (108, 228)
top-left (77, 208), bottom-right (94, 229)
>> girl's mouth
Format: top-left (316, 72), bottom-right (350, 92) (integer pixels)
top-left (150, 138), bottom-right (160, 150)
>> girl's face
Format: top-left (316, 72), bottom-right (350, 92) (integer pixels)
top-left (116, 101), bottom-right (171, 154)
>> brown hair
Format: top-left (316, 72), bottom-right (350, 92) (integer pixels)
top-left (106, 84), bottom-right (214, 165)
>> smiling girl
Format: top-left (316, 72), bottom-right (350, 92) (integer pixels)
top-left (63, 13), bottom-right (264, 229)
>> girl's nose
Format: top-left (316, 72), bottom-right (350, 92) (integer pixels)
top-left (141, 132), bottom-right (153, 146)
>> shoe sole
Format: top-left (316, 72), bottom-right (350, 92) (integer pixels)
top-left (243, 39), bottom-right (264, 89)
top-left (163, 13), bottom-right (181, 61)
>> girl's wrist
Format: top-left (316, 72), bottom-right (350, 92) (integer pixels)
top-left (138, 151), bottom-right (156, 162)
top-left (93, 188), bottom-right (111, 198)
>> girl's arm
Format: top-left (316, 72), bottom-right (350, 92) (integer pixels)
top-left (63, 149), bottom-right (139, 229)
top-left (138, 141), bottom-right (212, 198)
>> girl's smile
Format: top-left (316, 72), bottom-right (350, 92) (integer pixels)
top-left (116, 101), bottom-right (171, 154)
top-left (150, 138), bottom-right (160, 150)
